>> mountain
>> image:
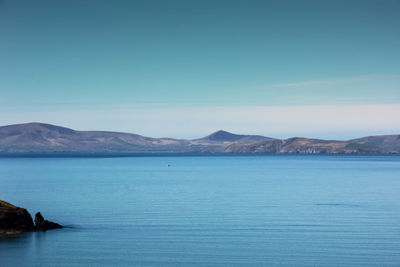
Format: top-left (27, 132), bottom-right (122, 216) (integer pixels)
top-left (194, 130), bottom-right (272, 143)
top-left (0, 123), bottom-right (275, 153)
top-left (0, 123), bottom-right (399, 154)
top-left (350, 135), bottom-right (400, 152)
top-left (0, 123), bottom-right (190, 152)
top-left (223, 137), bottom-right (393, 154)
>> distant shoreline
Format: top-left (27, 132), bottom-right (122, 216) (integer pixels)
top-left (1, 123), bottom-right (399, 154)
top-left (1, 152), bottom-right (399, 158)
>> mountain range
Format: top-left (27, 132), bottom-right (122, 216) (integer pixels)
top-left (0, 123), bottom-right (399, 154)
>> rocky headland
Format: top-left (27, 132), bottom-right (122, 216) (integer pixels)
top-left (0, 200), bottom-right (62, 235)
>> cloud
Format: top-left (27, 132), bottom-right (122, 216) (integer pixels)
top-left (271, 79), bottom-right (337, 88)
top-left (269, 74), bottom-right (400, 89)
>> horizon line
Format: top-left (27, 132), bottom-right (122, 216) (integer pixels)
top-left (1, 121), bottom-right (399, 142)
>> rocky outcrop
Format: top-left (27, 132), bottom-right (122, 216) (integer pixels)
top-left (0, 200), bottom-right (63, 235)
top-left (0, 200), bottom-right (35, 234)
top-left (34, 212), bottom-right (63, 231)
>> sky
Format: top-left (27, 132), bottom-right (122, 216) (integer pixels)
top-left (0, 0), bottom-right (399, 139)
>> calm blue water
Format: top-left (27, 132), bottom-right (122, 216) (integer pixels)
top-left (0, 155), bottom-right (399, 266)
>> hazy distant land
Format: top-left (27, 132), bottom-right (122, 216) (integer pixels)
top-left (0, 123), bottom-right (399, 154)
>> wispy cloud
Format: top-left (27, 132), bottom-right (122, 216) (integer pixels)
top-left (270, 74), bottom-right (400, 88)
top-left (271, 79), bottom-right (337, 88)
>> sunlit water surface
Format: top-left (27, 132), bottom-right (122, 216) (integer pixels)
top-left (1, 155), bottom-right (399, 266)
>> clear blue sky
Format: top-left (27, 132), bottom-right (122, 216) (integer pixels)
top-left (1, 0), bottom-right (399, 138)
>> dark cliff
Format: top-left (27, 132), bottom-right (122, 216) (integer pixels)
top-left (0, 200), bottom-right (35, 234)
top-left (0, 200), bottom-right (63, 234)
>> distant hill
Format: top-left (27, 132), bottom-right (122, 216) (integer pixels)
top-left (350, 135), bottom-right (400, 152)
top-left (223, 137), bottom-right (396, 154)
top-left (0, 123), bottom-right (399, 154)
top-left (0, 123), bottom-right (190, 153)
top-left (194, 130), bottom-right (273, 143)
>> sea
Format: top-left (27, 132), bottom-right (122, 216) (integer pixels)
top-left (0, 154), bottom-right (399, 266)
